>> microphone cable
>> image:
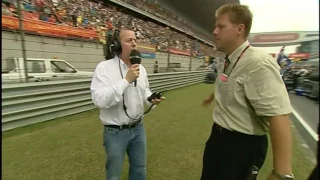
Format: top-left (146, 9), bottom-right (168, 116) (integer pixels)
top-left (117, 56), bottom-right (156, 122)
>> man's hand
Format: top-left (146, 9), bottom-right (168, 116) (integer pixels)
top-left (125, 64), bottom-right (140, 83)
top-left (151, 96), bottom-right (166, 105)
top-left (201, 93), bottom-right (214, 107)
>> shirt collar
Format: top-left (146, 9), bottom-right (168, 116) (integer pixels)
top-left (115, 55), bottom-right (128, 68)
top-left (227, 40), bottom-right (250, 63)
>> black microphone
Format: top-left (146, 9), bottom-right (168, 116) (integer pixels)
top-left (129, 50), bottom-right (142, 87)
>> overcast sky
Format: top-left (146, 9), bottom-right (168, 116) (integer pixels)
top-left (240, 0), bottom-right (319, 53)
top-left (241, 0), bottom-right (319, 33)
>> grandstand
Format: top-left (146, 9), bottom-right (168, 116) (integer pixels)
top-left (1, 0), bottom-right (216, 58)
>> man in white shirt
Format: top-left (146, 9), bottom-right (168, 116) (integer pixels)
top-left (91, 28), bottom-right (164, 180)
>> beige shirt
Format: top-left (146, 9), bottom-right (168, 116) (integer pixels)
top-left (213, 40), bottom-right (292, 135)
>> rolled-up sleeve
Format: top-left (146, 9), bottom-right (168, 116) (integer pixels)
top-left (244, 62), bottom-right (292, 116)
top-left (90, 64), bottom-right (129, 109)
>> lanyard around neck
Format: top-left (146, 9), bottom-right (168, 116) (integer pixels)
top-left (223, 45), bottom-right (250, 77)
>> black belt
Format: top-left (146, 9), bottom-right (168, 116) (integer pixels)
top-left (213, 123), bottom-right (230, 134)
top-left (105, 119), bottom-right (142, 130)
top-left (213, 123), bottom-right (249, 136)
top-left (213, 123), bottom-right (267, 138)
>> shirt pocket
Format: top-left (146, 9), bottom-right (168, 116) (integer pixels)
top-left (133, 77), bottom-right (146, 103)
top-left (233, 77), bottom-right (245, 92)
top-left (216, 77), bottom-right (234, 104)
top-left (217, 76), bottom-right (244, 105)
top-left (229, 77), bottom-right (245, 104)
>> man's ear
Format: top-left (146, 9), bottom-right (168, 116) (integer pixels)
top-left (237, 24), bottom-right (245, 35)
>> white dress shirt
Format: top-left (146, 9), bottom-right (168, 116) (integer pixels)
top-left (90, 56), bottom-right (154, 125)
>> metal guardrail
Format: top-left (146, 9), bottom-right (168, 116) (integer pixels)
top-left (2, 71), bottom-right (210, 131)
top-left (302, 80), bottom-right (319, 99)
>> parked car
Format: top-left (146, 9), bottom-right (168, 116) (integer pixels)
top-left (2, 57), bottom-right (93, 83)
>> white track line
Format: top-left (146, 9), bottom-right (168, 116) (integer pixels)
top-left (292, 108), bottom-right (318, 141)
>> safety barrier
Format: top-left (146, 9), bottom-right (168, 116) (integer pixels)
top-left (302, 80), bottom-right (319, 98)
top-left (2, 70), bottom-right (210, 131)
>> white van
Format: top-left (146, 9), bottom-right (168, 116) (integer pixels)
top-left (2, 58), bottom-right (93, 83)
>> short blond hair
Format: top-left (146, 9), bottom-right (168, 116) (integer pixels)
top-left (215, 4), bottom-right (253, 37)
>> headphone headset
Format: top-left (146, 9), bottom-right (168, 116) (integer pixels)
top-left (110, 29), bottom-right (122, 55)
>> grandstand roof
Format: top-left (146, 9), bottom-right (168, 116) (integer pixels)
top-left (159, 0), bottom-right (240, 34)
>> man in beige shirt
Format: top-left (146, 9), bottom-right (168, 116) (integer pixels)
top-left (201, 4), bottom-right (294, 180)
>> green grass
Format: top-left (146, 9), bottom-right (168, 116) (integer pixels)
top-left (2, 83), bottom-right (316, 180)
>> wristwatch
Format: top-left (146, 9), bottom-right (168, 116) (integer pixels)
top-left (272, 169), bottom-right (294, 179)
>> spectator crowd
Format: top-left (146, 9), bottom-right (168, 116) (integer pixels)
top-left (2, 0), bottom-right (214, 57)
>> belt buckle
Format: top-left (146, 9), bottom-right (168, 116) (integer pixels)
top-left (132, 122), bottom-right (137, 128)
top-left (130, 121), bottom-right (138, 129)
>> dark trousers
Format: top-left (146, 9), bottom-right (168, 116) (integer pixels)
top-left (308, 164), bottom-right (319, 180)
top-left (201, 124), bottom-right (268, 180)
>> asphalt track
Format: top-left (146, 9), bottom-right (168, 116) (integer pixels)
top-left (289, 93), bottom-right (319, 158)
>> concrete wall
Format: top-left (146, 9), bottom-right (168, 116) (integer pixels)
top-left (143, 52), bottom-right (205, 74)
top-left (2, 31), bottom-right (104, 72)
top-left (2, 30), bottom-right (205, 74)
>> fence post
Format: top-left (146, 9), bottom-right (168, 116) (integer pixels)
top-left (167, 32), bottom-right (178, 72)
top-left (17, 0), bottom-right (28, 83)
